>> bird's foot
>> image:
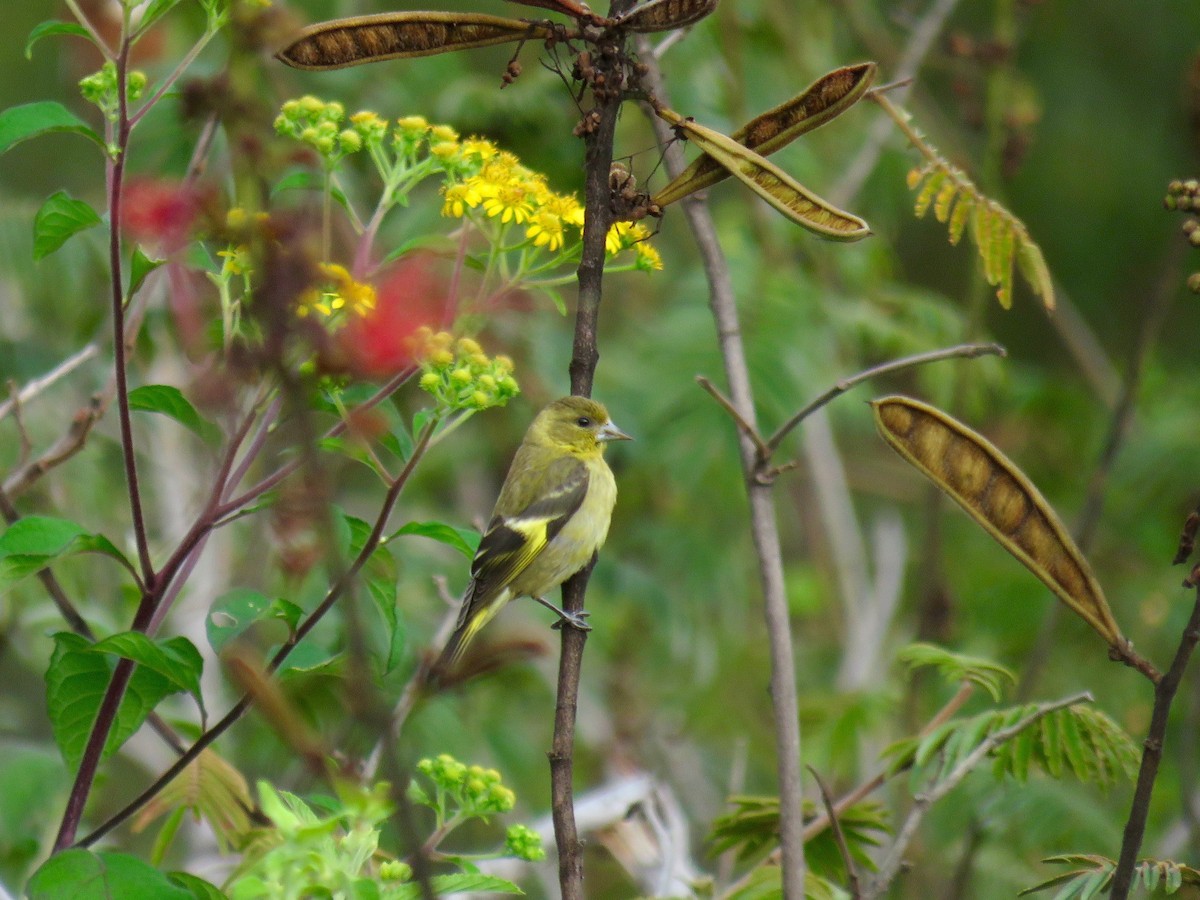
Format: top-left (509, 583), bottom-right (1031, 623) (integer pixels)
top-left (533, 596), bottom-right (593, 632)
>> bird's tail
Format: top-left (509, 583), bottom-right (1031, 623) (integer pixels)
top-left (423, 590), bottom-right (508, 687)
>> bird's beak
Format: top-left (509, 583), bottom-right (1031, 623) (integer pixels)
top-left (597, 420), bottom-right (633, 442)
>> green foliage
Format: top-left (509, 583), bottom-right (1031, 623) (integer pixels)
top-left (0, 515), bottom-right (136, 589)
top-left (1021, 855), bottom-right (1200, 897)
top-left (0, 101), bottom-right (103, 156)
top-left (26, 848), bottom-right (208, 900)
top-left (127, 385), bottom-right (222, 446)
top-left (32, 191), bottom-right (101, 261)
top-left (882, 703), bottom-right (1138, 788)
top-left (708, 795), bottom-right (887, 880)
top-left (896, 642), bottom-right (1016, 701)
top-left (46, 632), bottom-right (198, 771)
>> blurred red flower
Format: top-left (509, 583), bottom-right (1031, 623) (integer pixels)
top-left (338, 255), bottom-right (446, 380)
top-left (122, 178), bottom-right (203, 253)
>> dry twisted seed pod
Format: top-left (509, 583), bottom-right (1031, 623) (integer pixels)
top-left (871, 395), bottom-right (1125, 647)
top-left (654, 63), bottom-right (876, 207)
top-left (614, 0), bottom-right (719, 33)
top-left (276, 12), bottom-right (559, 70)
top-left (655, 107), bottom-right (869, 240)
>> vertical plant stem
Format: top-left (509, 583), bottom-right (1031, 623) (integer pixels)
top-left (108, 33), bottom-right (154, 586)
top-left (1110, 586), bottom-right (1200, 898)
top-left (549, 17), bottom-right (633, 899)
top-left (637, 42), bottom-right (807, 895)
top-left (53, 23), bottom-right (155, 851)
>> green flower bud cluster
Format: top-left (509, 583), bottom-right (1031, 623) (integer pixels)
top-left (414, 331), bottom-right (520, 411)
top-left (274, 95), bottom-right (367, 161)
top-left (504, 824), bottom-right (546, 862)
top-left (378, 860), bottom-right (412, 882)
top-left (415, 753), bottom-right (517, 817)
top-left (79, 62), bottom-right (148, 121)
top-left (1166, 180), bottom-right (1200, 294)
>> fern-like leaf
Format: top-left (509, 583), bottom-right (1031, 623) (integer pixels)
top-left (878, 92), bottom-right (1055, 310)
top-left (708, 795), bottom-right (888, 877)
top-left (881, 703), bottom-right (1137, 788)
top-left (1021, 854), bottom-right (1200, 897)
top-left (896, 642), bottom-right (1015, 701)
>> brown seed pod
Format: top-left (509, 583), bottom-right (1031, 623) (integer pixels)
top-left (871, 395), bottom-right (1124, 647)
top-left (614, 0), bottom-right (719, 33)
top-left (654, 62), bottom-right (876, 207)
top-left (655, 108), bottom-right (869, 240)
top-left (276, 12), bottom-right (557, 70)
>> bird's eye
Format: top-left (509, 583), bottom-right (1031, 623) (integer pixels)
top-left (576, 416), bottom-right (592, 427)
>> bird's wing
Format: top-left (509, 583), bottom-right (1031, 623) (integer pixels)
top-left (461, 456), bottom-right (590, 622)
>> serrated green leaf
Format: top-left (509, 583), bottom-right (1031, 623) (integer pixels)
top-left (89, 632), bottom-right (205, 712)
top-left (0, 101), bottom-right (103, 156)
top-left (128, 384), bottom-right (221, 445)
top-left (26, 20), bottom-right (92, 59)
top-left (1041, 706), bottom-right (1064, 777)
top-left (1058, 710), bottom-right (1090, 782)
top-left (46, 633), bottom-right (183, 772)
top-left (28, 848), bottom-right (194, 900)
top-left (392, 520), bottom-right (480, 558)
top-left (130, 245), bottom-right (166, 296)
top-left (34, 190), bottom-right (102, 260)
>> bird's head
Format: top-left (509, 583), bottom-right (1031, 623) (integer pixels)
top-left (530, 396), bottom-right (633, 457)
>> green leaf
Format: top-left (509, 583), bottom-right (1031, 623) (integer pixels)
top-left (26, 20), bottom-right (92, 60)
top-left (392, 873), bottom-right (524, 898)
top-left (46, 633), bottom-right (184, 771)
top-left (89, 632), bottom-right (205, 712)
top-left (391, 520), bottom-right (480, 558)
top-left (366, 577), bottom-right (406, 674)
top-left (271, 170), bottom-right (351, 212)
top-left (166, 871), bottom-right (228, 900)
top-left (0, 516), bottom-right (137, 589)
top-left (130, 245), bottom-right (166, 296)
top-left (0, 101), bottom-right (103, 156)
top-left (135, 0), bottom-right (185, 36)
top-left (207, 588), bottom-right (298, 655)
top-left (33, 190), bottom-right (102, 260)
top-left (27, 848), bottom-right (194, 900)
top-left (128, 384), bottom-right (222, 445)
top-left (0, 745), bottom-right (68, 861)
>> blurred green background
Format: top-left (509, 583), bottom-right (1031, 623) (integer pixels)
top-left (3, 0), bottom-right (1200, 896)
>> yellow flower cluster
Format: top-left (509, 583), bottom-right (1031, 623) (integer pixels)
top-left (607, 220), bottom-right (664, 271)
top-left (297, 263), bottom-right (377, 319)
top-left (412, 330), bottom-right (519, 411)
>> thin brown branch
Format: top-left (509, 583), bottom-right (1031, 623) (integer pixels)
top-left (764, 342), bottom-right (1006, 454)
top-left (695, 375), bottom-right (770, 460)
top-left (0, 344), bottom-right (99, 424)
top-left (638, 37), bottom-right (807, 896)
top-left (808, 766), bottom-right (861, 898)
top-left (550, 18), bottom-right (631, 894)
top-left (1110, 585), bottom-right (1200, 898)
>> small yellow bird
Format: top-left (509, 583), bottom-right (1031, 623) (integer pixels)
top-left (430, 396), bottom-right (632, 680)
